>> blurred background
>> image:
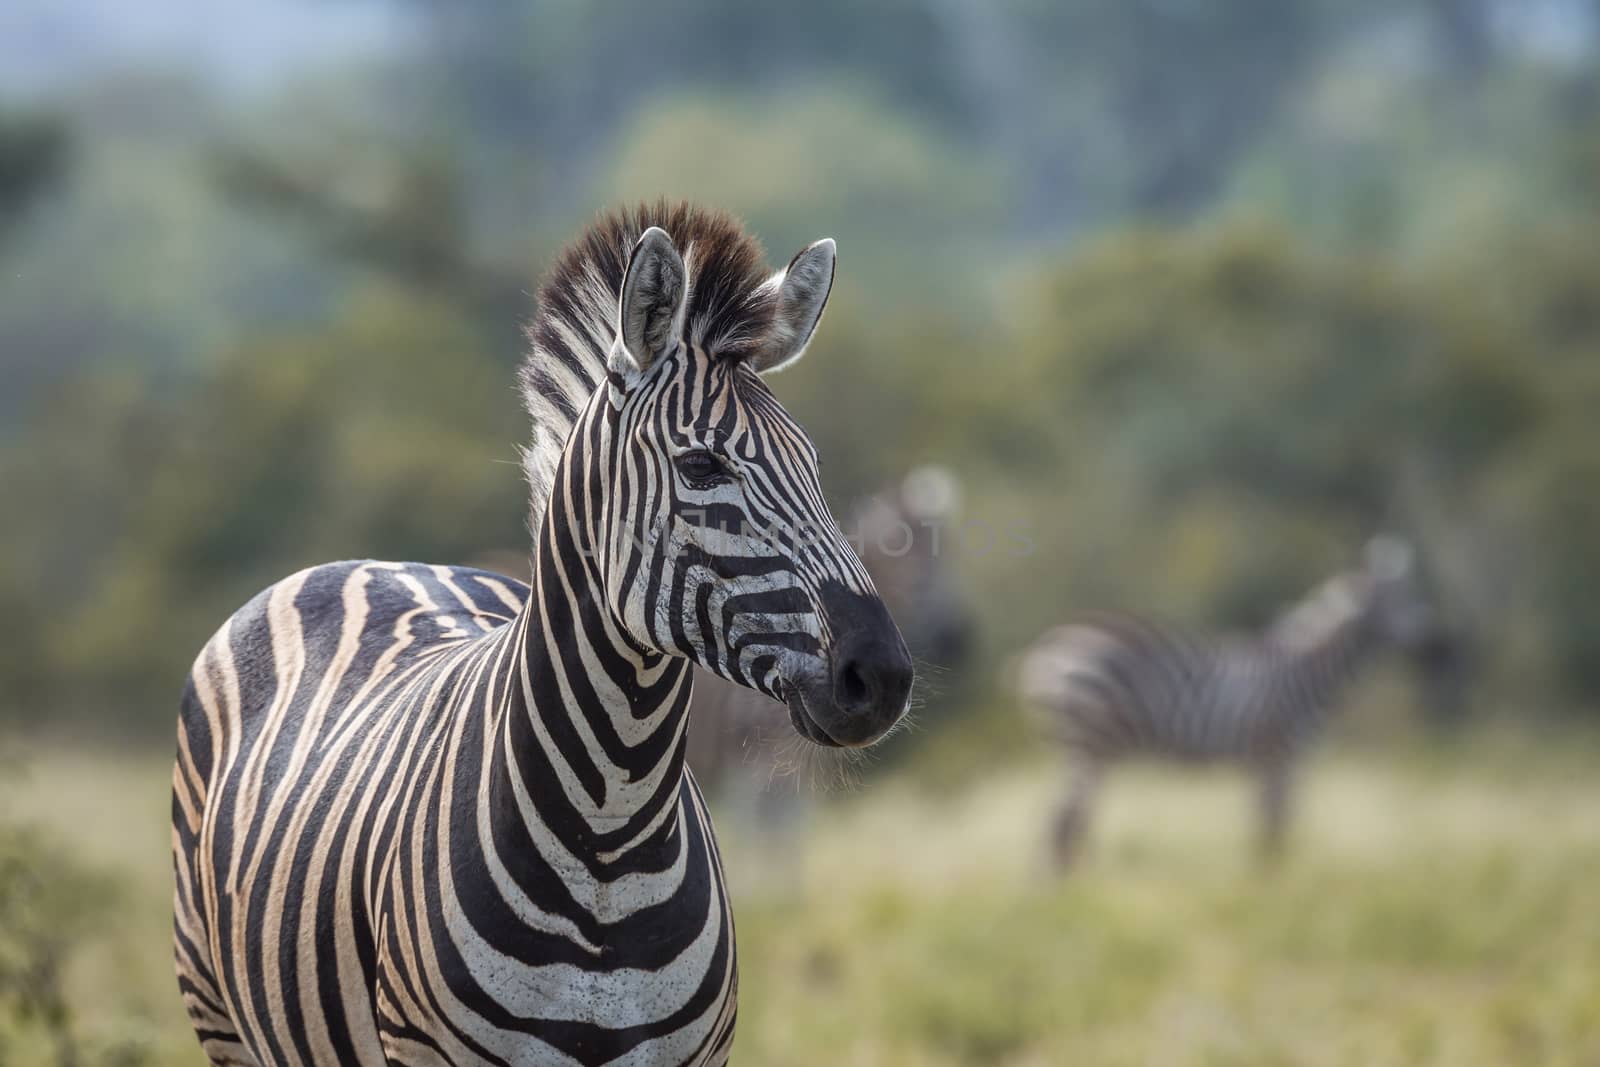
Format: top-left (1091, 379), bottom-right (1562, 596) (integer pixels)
top-left (3, 1), bottom-right (1599, 1063)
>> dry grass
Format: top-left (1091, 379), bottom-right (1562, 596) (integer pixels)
top-left (4, 734), bottom-right (1599, 1065)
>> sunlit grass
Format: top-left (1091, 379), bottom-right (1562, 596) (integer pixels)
top-left (4, 734), bottom-right (1599, 1065)
top-left (721, 739), bottom-right (1600, 1067)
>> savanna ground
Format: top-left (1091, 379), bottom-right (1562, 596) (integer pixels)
top-left (3, 722), bottom-right (1599, 1067)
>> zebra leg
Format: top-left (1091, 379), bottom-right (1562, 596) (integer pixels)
top-left (1050, 758), bottom-right (1103, 871)
top-left (1256, 758), bottom-right (1294, 862)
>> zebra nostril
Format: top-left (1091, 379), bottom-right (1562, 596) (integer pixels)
top-left (836, 658), bottom-right (872, 710)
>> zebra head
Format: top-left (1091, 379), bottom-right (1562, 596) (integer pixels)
top-left (1362, 535), bottom-right (1435, 648)
top-left (528, 206), bottom-right (913, 749)
top-left (853, 466), bottom-right (977, 671)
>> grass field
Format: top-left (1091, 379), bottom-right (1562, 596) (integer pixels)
top-left (4, 733), bottom-right (1599, 1066)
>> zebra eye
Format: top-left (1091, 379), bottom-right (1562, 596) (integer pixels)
top-left (674, 449), bottom-right (728, 485)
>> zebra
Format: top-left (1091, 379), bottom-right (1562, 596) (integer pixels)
top-left (683, 467), bottom-right (975, 824)
top-left (170, 202), bottom-right (914, 1066)
top-left (1016, 537), bottom-right (1435, 867)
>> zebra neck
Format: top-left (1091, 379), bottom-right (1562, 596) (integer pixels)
top-left (496, 483), bottom-right (695, 861)
top-left (1286, 610), bottom-right (1380, 717)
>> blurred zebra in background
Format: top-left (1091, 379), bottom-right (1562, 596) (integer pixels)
top-left (1017, 537), bottom-right (1440, 867)
top-left (686, 467), bottom-right (976, 825)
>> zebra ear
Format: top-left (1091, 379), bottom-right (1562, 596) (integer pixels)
top-left (750, 238), bottom-right (835, 375)
top-left (615, 226), bottom-right (687, 374)
top-left (901, 465), bottom-right (961, 522)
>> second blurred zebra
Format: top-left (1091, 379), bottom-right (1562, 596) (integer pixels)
top-left (687, 467), bottom-right (976, 825)
top-left (1017, 538), bottom-right (1442, 867)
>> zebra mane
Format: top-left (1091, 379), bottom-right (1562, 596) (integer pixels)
top-left (519, 201), bottom-right (779, 523)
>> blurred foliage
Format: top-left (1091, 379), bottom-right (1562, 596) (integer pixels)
top-left (0, 75), bottom-right (347, 431)
top-left (597, 87), bottom-right (1007, 281)
top-left (0, 826), bottom-right (101, 1066)
top-left (0, 759), bottom-right (139, 1066)
top-left (13, 286), bottom-right (527, 716)
top-left (989, 227), bottom-right (1539, 615)
top-left (2, 0), bottom-right (1600, 734)
top-left (0, 110), bottom-right (68, 241)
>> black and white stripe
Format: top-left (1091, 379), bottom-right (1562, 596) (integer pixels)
top-left (1017, 537), bottom-right (1433, 864)
top-left (171, 203), bottom-right (912, 1065)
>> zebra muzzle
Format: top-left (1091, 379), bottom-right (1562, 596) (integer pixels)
top-left (784, 583), bottom-right (914, 748)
